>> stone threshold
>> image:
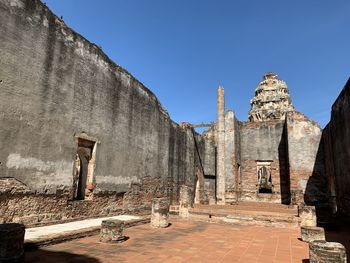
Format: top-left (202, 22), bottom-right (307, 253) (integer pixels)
top-left (189, 210), bottom-right (300, 228)
top-left (24, 215), bottom-right (150, 249)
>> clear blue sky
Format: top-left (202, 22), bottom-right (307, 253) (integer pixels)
top-left (45, 0), bottom-right (350, 128)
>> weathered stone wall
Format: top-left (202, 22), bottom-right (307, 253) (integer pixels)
top-left (323, 78), bottom-right (350, 215)
top-left (286, 112), bottom-right (327, 205)
top-left (239, 120), bottom-right (288, 203)
top-left (0, 0), bottom-right (215, 224)
top-left (0, 178), bottom-right (124, 226)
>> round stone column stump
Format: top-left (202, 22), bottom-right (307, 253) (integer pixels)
top-left (0, 223), bottom-right (25, 262)
top-left (179, 185), bottom-right (193, 218)
top-left (301, 226), bottom-right (325, 242)
top-left (310, 241), bottom-right (347, 263)
top-left (99, 219), bottom-right (125, 243)
top-left (151, 197), bottom-right (169, 228)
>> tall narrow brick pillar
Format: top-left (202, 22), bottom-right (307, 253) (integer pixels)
top-left (217, 86), bottom-right (226, 204)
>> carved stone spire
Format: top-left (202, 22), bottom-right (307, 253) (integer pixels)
top-left (248, 72), bottom-right (294, 122)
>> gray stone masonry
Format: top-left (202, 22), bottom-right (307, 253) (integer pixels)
top-left (0, 223), bottom-right (25, 262)
top-left (150, 198), bottom-right (169, 228)
top-left (310, 241), bottom-right (347, 263)
top-left (99, 219), bottom-right (125, 243)
top-left (301, 226), bottom-right (325, 242)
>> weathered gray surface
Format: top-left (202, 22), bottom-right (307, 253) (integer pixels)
top-left (150, 197), bottom-right (169, 228)
top-left (286, 112), bottom-right (326, 204)
top-left (301, 226), bottom-right (325, 242)
top-left (0, 0), bottom-right (215, 223)
top-left (309, 241), bottom-right (347, 263)
top-left (239, 120), bottom-right (288, 202)
top-left (323, 78), bottom-right (350, 215)
top-left (99, 219), bottom-right (125, 243)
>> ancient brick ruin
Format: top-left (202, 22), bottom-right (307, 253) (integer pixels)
top-left (201, 73), bottom-right (325, 206)
top-left (1, 0), bottom-right (350, 262)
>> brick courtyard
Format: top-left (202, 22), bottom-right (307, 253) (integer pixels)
top-left (25, 219), bottom-right (309, 263)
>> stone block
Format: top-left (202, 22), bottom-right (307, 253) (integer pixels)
top-left (309, 241), bottom-right (347, 263)
top-left (299, 205), bottom-right (317, 226)
top-left (0, 223), bottom-right (25, 262)
top-left (179, 185), bottom-right (193, 218)
top-left (99, 219), bottom-right (125, 243)
top-left (301, 226), bottom-right (325, 242)
top-left (151, 198), bottom-right (169, 228)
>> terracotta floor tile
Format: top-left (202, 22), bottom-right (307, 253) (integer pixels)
top-left (25, 219), bottom-right (309, 263)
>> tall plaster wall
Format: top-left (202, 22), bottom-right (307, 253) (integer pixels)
top-left (323, 79), bottom-right (350, 215)
top-left (0, 0), bottom-right (215, 224)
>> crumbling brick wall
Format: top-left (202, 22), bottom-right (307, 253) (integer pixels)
top-left (239, 120), bottom-right (289, 203)
top-left (286, 112), bottom-right (327, 205)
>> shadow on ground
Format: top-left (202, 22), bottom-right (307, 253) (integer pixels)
top-left (25, 248), bottom-right (101, 263)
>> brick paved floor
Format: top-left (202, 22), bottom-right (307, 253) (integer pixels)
top-left (25, 219), bottom-right (309, 263)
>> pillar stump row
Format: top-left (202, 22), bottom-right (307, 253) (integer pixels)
top-left (151, 197), bottom-right (169, 228)
top-left (310, 241), bottom-right (347, 263)
top-left (0, 223), bottom-right (25, 262)
top-left (99, 219), bottom-right (125, 243)
top-left (301, 226), bottom-right (325, 242)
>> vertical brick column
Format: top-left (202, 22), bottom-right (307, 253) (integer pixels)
top-left (100, 219), bottom-right (125, 243)
top-left (151, 197), bottom-right (169, 228)
top-left (0, 223), bottom-right (25, 262)
top-left (299, 205), bottom-right (317, 226)
top-left (179, 185), bottom-right (193, 218)
top-left (217, 86), bottom-right (226, 204)
top-left (309, 241), bottom-right (347, 263)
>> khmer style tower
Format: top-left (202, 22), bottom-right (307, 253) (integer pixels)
top-left (248, 72), bottom-right (294, 122)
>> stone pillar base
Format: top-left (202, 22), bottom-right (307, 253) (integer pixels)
top-left (310, 241), bottom-right (347, 263)
top-left (100, 219), bottom-right (125, 243)
top-left (0, 223), bottom-right (25, 262)
top-left (179, 185), bottom-right (193, 218)
top-left (299, 205), bottom-right (317, 226)
top-left (301, 226), bottom-right (325, 242)
top-left (151, 197), bottom-right (169, 228)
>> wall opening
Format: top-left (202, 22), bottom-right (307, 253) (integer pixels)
top-left (257, 161), bottom-right (273, 194)
top-left (194, 166), bottom-right (205, 204)
top-left (72, 133), bottom-right (98, 200)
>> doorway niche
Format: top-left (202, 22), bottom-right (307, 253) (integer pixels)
top-left (256, 161), bottom-right (273, 194)
top-left (72, 133), bottom-right (99, 201)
